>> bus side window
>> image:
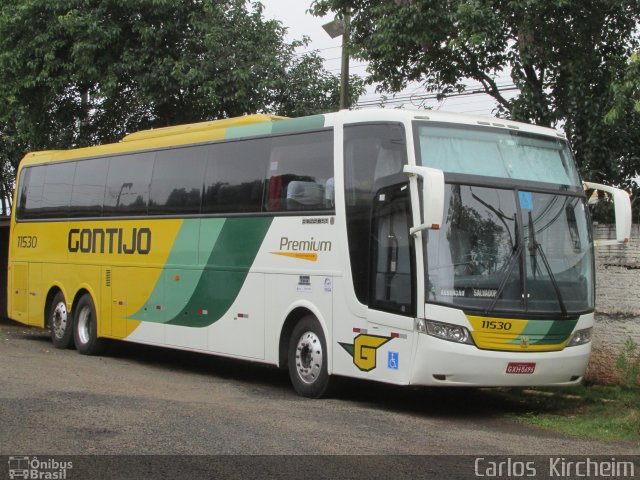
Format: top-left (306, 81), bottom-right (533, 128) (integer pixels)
top-left (266, 130), bottom-right (334, 212)
top-left (149, 146), bottom-right (207, 215)
top-left (103, 153), bottom-right (155, 216)
top-left (26, 162), bottom-right (76, 219)
top-left (203, 138), bottom-right (269, 214)
top-left (70, 158), bottom-right (108, 218)
top-left (17, 167), bottom-right (46, 220)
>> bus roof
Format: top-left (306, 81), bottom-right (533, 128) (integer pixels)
top-left (17, 108), bottom-right (566, 168)
top-left (18, 113), bottom-right (288, 167)
top-left (120, 114), bottom-right (286, 142)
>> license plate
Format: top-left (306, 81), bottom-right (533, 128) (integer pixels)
top-left (506, 362), bottom-right (536, 374)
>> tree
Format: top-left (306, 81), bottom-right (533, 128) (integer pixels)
top-left (311, 0), bottom-right (640, 203)
top-left (0, 0), bottom-right (364, 214)
top-left (607, 53), bottom-right (640, 124)
top-left (606, 52), bottom-right (640, 220)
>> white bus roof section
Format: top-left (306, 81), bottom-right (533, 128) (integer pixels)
top-left (327, 108), bottom-right (565, 140)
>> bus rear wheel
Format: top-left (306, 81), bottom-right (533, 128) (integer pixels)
top-left (73, 294), bottom-right (105, 356)
top-left (288, 315), bottom-right (333, 398)
top-left (50, 292), bottom-right (73, 349)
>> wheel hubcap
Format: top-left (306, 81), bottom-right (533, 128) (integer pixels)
top-left (295, 331), bottom-right (322, 384)
top-left (77, 306), bottom-right (92, 345)
top-left (52, 302), bottom-right (67, 339)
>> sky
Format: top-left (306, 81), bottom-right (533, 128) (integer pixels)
top-left (259, 0), bottom-right (513, 115)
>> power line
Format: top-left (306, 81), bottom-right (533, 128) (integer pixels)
top-left (293, 45), bottom-right (343, 57)
top-left (356, 85), bottom-right (518, 107)
top-left (327, 63), bottom-right (368, 72)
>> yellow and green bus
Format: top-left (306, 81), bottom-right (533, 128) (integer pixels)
top-left (8, 109), bottom-right (631, 397)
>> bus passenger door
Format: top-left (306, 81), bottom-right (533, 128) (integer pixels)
top-left (11, 263), bottom-right (29, 323)
top-left (100, 266), bottom-right (112, 337)
top-left (27, 263), bottom-right (42, 326)
top-left (365, 182), bottom-right (416, 382)
top-left (110, 267), bottom-right (128, 338)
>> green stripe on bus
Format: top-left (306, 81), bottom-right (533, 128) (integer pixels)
top-left (224, 115), bottom-right (325, 140)
top-left (530, 319), bottom-right (578, 345)
top-left (271, 115), bottom-right (325, 134)
top-left (224, 122), bottom-right (274, 139)
top-left (166, 217), bottom-right (273, 327)
top-left (129, 219), bottom-right (225, 323)
top-left (508, 319), bottom-right (578, 346)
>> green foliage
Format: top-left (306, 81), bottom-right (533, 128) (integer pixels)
top-left (509, 340), bottom-right (640, 440)
top-left (606, 53), bottom-right (640, 124)
top-left (616, 338), bottom-right (640, 388)
top-left (0, 0), bottom-right (364, 213)
top-left (311, 0), bottom-right (640, 202)
top-left (505, 385), bottom-right (640, 441)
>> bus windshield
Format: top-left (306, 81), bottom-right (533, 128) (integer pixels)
top-left (415, 123), bottom-right (581, 187)
top-left (415, 123), bottom-right (594, 316)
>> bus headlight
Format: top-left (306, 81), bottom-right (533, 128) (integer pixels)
top-left (567, 327), bottom-right (592, 347)
top-left (416, 319), bottom-right (474, 345)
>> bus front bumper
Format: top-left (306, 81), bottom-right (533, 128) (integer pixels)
top-left (409, 334), bottom-right (591, 387)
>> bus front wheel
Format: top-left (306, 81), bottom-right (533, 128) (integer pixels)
top-left (288, 315), bottom-right (333, 398)
top-left (73, 294), bottom-right (105, 356)
top-left (49, 292), bottom-right (74, 349)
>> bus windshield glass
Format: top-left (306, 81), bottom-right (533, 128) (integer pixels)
top-left (415, 123), bottom-right (593, 315)
top-left (415, 123), bottom-right (581, 186)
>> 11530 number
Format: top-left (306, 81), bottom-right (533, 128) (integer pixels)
top-left (481, 320), bottom-right (512, 330)
top-left (17, 235), bottom-right (38, 249)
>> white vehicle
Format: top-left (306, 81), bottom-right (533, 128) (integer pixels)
top-left (9, 109), bottom-right (631, 397)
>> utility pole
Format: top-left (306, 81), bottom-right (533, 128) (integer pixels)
top-left (322, 9), bottom-right (351, 110)
top-left (339, 11), bottom-right (350, 110)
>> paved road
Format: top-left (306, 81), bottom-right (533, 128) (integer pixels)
top-left (1, 317), bottom-right (637, 462)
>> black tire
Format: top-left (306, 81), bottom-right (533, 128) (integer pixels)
top-left (73, 294), bottom-right (105, 355)
top-left (288, 315), bottom-right (334, 398)
top-left (49, 291), bottom-right (74, 349)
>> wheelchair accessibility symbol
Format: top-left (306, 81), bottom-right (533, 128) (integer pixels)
top-left (388, 351), bottom-right (399, 370)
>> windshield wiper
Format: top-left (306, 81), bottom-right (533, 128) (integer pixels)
top-left (485, 213), bottom-right (521, 314)
top-left (471, 190), bottom-right (515, 250)
top-left (527, 211), bottom-right (568, 317)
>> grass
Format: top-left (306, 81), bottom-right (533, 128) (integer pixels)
top-left (502, 384), bottom-right (640, 441)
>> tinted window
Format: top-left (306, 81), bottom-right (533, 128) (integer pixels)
top-left (70, 158), bottom-right (108, 217)
top-left (203, 139), bottom-right (269, 214)
top-left (344, 123), bottom-right (407, 304)
top-left (39, 162), bottom-right (76, 218)
top-left (149, 146), bottom-right (206, 215)
top-left (103, 153), bottom-right (155, 216)
top-left (266, 130), bottom-right (334, 212)
top-left (17, 166), bottom-right (45, 219)
top-left (371, 184), bottom-right (415, 315)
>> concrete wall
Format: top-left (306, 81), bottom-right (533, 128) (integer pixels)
top-left (588, 224), bottom-right (640, 384)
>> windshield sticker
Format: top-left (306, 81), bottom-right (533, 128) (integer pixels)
top-left (440, 288), bottom-right (497, 298)
top-left (519, 191), bottom-right (533, 210)
top-left (440, 289), bottom-right (465, 297)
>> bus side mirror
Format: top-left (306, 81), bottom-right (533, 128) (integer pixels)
top-left (583, 181), bottom-right (632, 246)
top-left (403, 165), bottom-right (445, 236)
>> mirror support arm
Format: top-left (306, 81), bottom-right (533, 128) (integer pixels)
top-left (403, 165), bottom-right (445, 236)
